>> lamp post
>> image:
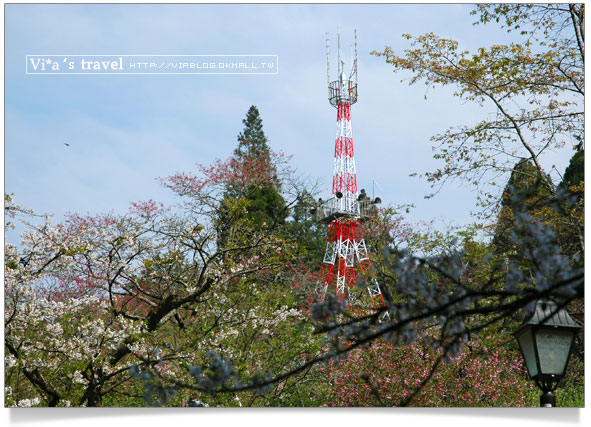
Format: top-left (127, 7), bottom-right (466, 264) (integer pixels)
top-left (513, 299), bottom-right (582, 407)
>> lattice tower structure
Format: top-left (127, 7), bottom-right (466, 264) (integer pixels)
top-left (316, 30), bottom-right (385, 308)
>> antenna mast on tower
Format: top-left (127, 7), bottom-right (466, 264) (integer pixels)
top-left (326, 32), bottom-right (330, 97)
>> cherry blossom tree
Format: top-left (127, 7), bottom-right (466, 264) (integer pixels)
top-left (4, 138), bottom-right (324, 406)
top-left (4, 7), bottom-right (584, 405)
top-left (329, 328), bottom-right (535, 407)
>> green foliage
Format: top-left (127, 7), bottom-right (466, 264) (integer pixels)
top-left (492, 151), bottom-right (584, 262)
top-left (493, 159), bottom-right (552, 255)
top-left (553, 150), bottom-right (584, 259)
top-left (245, 186), bottom-right (287, 229)
top-left (282, 190), bottom-right (326, 267)
top-left (560, 150), bottom-right (584, 193)
top-left (372, 5), bottom-right (583, 217)
top-left (556, 379), bottom-right (585, 407)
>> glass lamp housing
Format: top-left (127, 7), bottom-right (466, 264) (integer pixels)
top-left (514, 300), bottom-right (581, 385)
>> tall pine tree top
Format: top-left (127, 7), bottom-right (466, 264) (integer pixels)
top-left (235, 105), bottom-right (270, 162)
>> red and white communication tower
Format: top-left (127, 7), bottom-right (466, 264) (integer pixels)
top-left (315, 30), bottom-right (385, 307)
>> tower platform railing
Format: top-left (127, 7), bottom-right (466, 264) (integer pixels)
top-left (314, 197), bottom-right (379, 223)
top-left (328, 79), bottom-right (358, 106)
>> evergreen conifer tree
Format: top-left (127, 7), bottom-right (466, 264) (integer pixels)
top-left (555, 149), bottom-right (584, 258)
top-left (560, 150), bottom-right (584, 194)
top-left (492, 159), bottom-right (552, 255)
top-left (235, 106), bottom-right (271, 164)
top-left (216, 106), bottom-right (287, 254)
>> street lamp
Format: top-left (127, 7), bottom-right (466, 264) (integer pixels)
top-left (513, 299), bottom-right (582, 407)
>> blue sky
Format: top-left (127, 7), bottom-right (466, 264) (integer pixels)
top-left (4, 3), bottom-right (575, 245)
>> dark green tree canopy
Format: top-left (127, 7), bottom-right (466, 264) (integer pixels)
top-left (493, 159), bottom-right (551, 254)
top-left (502, 160), bottom-right (552, 207)
top-left (560, 150), bottom-right (584, 193)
